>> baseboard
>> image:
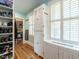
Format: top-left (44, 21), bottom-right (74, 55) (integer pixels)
top-left (35, 52), bottom-right (43, 59)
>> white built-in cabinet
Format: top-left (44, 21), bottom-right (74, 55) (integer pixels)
top-left (44, 41), bottom-right (59, 59)
top-left (34, 4), bottom-right (48, 57)
top-left (28, 4), bottom-right (48, 57)
top-left (44, 40), bottom-right (79, 59)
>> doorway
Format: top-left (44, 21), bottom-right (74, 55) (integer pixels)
top-left (15, 18), bottom-right (23, 44)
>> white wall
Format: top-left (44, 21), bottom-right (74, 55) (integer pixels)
top-left (25, 11), bottom-right (34, 46)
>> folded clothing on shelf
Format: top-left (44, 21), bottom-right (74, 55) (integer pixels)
top-left (0, 0), bottom-right (13, 8)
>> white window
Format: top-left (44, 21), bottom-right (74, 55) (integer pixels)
top-left (51, 0), bottom-right (79, 44)
top-left (51, 1), bottom-right (61, 40)
top-left (29, 15), bottom-right (34, 35)
top-left (29, 24), bottom-right (33, 35)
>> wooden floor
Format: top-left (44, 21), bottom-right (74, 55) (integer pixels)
top-left (14, 42), bottom-right (43, 59)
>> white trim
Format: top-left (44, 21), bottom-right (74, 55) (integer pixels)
top-left (60, 0), bottom-right (63, 41)
top-left (44, 40), bottom-right (79, 52)
top-left (51, 16), bottom-right (79, 22)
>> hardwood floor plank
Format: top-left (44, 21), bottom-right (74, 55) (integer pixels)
top-left (14, 42), bottom-right (43, 59)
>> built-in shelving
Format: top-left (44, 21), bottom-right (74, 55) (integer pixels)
top-left (0, 26), bottom-right (12, 27)
top-left (0, 50), bottom-right (13, 56)
top-left (0, 5), bottom-right (12, 10)
top-left (15, 19), bottom-right (23, 42)
top-left (0, 16), bottom-right (13, 19)
top-left (0, 41), bottom-right (13, 44)
top-left (0, 33), bottom-right (13, 35)
top-left (0, 1), bottom-right (13, 58)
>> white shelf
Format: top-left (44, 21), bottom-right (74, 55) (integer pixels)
top-left (0, 26), bottom-right (12, 27)
top-left (0, 33), bottom-right (13, 35)
top-left (17, 27), bottom-right (23, 29)
top-left (11, 57), bottom-right (13, 59)
top-left (0, 50), bottom-right (13, 56)
top-left (0, 5), bottom-right (12, 10)
top-left (0, 41), bottom-right (13, 44)
top-left (0, 16), bottom-right (13, 19)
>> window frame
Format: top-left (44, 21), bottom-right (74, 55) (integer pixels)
top-left (49, 0), bottom-right (79, 45)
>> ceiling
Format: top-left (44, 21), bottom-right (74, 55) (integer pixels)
top-left (14, 0), bottom-right (49, 14)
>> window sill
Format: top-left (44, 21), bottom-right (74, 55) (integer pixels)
top-left (44, 40), bottom-right (79, 51)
